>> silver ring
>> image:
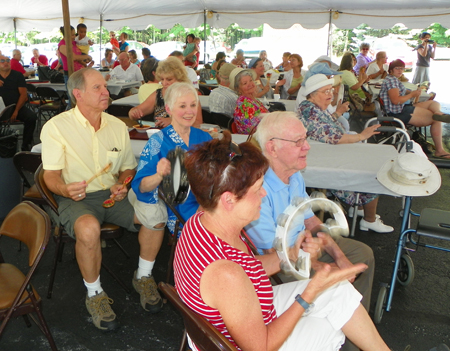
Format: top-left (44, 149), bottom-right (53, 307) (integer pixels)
top-left (78, 194), bottom-right (82, 198)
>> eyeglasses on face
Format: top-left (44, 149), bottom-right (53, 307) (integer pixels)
top-left (317, 88), bottom-right (335, 95)
top-left (270, 137), bottom-right (307, 147)
top-left (0, 59), bottom-right (11, 63)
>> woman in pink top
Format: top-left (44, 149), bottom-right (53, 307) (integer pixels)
top-left (58, 25), bottom-right (93, 79)
top-left (173, 131), bottom-right (391, 351)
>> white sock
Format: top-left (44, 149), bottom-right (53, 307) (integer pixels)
top-left (136, 257), bottom-right (155, 279)
top-left (84, 276), bottom-right (103, 298)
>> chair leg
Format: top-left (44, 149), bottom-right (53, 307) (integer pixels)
top-left (47, 232), bottom-right (64, 299)
top-left (179, 329), bottom-right (187, 351)
top-left (112, 238), bottom-right (130, 259)
top-left (101, 262), bottom-right (131, 294)
top-left (28, 287), bottom-right (58, 351)
top-left (22, 314), bottom-right (32, 328)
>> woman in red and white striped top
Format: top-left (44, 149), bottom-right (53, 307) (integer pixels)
top-left (174, 131), bottom-right (391, 351)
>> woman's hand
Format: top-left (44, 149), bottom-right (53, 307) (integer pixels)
top-left (336, 101), bottom-right (350, 115)
top-left (360, 123), bottom-right (381, 141)
top-left (411, 89), bottom-right (422, 98)
top-left (359, 70), bottom-right (368, 83)
top-left (129, 107), bottom-right (144, 120)
top-left (156, 158), bottom-right (171, 179)
top-left (155, 117), bottom-right (172, 128)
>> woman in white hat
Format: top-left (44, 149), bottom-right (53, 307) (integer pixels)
top-left (298, 74), bottom-right (394, 233)
top-left (231, 68), bottom-right (268, 134)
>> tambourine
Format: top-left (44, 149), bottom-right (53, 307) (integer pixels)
top-left (160, 146), bottom-right (190, 206)
top-left (272, 191), bottom-right (349, 280)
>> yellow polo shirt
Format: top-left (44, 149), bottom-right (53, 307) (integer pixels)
top-left (41, 106), bottom-right (137, 193)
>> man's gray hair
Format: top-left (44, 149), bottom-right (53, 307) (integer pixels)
top-left (67, 68), bottom-right (95, 104)
top-left (164, 82), bottom-right (198, 112)
top-left (254, 111), bottom-right (302, 155)
top-left (12, 49), bottom-right (21, 56)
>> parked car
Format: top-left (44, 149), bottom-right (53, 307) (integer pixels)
top-left (149, 41), bottom-right (184, 60)
top-left (371, 36), bottom-right (415, 71)
top-left (232, 37), bottom-right (266, 59)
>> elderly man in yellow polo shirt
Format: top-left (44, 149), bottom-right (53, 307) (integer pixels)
top-left (40, 68), bottom-right (163, 331)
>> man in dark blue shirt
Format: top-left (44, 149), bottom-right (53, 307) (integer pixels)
top-left (0, 54), bottom-right (37, 151)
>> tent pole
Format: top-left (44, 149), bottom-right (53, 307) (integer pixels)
top-left (61, 0), bottom-right (74, 77)
top-left (203, 10), bottom-right (207, 65)
top-left (100, 14), bottom-right (103, 66)
top-left (13, 18), bottom-right (17, 49)
top-left (327, 10), bottom-right (332, 56)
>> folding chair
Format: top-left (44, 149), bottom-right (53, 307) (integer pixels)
top-left (26, 84), bottom-right (41, 114)
top-left (201, 108), bottom-right (216, 124)
top-left (211, 112), bottom-right (232, 130)
top-left (13, 152), bottom-right (44, 206)
top-left (35, 87), bottom-right (66, 129)
top-left (34, 165), bottom-right (131, 299)
top-left (0, 201), bottom-right (58, 351)
top-left (159, 282), bottom-right (236, 351)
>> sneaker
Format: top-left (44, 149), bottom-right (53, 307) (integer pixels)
top-left (432, 114), bottom-right (450, 123)
top-left (85, 291), bottom-right (119, 331)
top-left (348, 207), bottom-right (364, 218)
top-left (360, 217), bottom-right (394, 233)
top-left (132, 271), bottom-right (163, 313)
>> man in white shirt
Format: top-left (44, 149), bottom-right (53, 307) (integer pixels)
top-left (169, 51), bottom-right (199, 90)
top-left (107, 52), bottom-right (144, 83)
top-left (209, 63), bottom-right (238, 118)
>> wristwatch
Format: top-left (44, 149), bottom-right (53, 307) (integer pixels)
top-left (295, 294), bottom-right (315, 316)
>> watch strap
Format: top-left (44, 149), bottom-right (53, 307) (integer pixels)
top-left (295, 294), bottom-right (311, 310)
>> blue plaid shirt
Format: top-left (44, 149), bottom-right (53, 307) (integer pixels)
top-left (380, 75), bottom-right (407, 114)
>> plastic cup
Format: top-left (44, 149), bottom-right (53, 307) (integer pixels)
top-left (274, 94), bottom-right (280, 101)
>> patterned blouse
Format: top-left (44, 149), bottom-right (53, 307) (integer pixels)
top-left (298, 100), bottom-right (345, 144)
top-left (379, 74), bottom-right (407, 114)
top-left (233, 96), bottom-right (269, 134)
top-left (131, 125), bottom-right (212, 234)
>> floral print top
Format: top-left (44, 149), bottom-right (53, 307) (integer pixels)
top-left (233, 96), bottom-right (269, 134)
top-left (298, 100), bottom-right (345, 145)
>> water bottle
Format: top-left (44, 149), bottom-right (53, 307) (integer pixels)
top-left (34, 63), bottom-right (38, 79)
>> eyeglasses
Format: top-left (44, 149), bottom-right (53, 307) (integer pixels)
top-left (208, 141), bottom-right (242, 199)
top-left (0, 59), bottom-right (11, 63)
top-left (270, 137), bottom-right (307, 147)
top-left (317, 88), bottom-right (335, 95)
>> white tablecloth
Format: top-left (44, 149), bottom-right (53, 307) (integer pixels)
top-left (32, 138), bottom-right (399, 197)
top-left (29, 80), bottom-right (142, 95)
top-left (112, 94), bottom-right (297, 112)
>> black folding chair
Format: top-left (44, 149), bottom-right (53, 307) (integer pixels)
top-left (35, 87), bottom-right (66, 129)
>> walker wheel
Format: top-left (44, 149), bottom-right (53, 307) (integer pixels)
top-left (374, 284), bottom-right (387, 324)
top-left (396, 253), bottom-right (415, 286)
top-left (398, 209), bottom-right (404, 218)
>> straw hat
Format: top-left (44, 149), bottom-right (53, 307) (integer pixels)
top-left (229, 68), bottom-right (256, 93)
top-left (218, 63), bottom-right (237, 78)
top-left (377, 153), bottom-right (441, 196)
top-left (303, 74), bottom-right (335, 96)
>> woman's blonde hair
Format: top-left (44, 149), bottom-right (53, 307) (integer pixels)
top-left (155, 57), bottom-right (190, 83)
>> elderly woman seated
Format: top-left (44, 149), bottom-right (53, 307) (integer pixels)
top-left (129, 57), bottom-right (202, 128)
top-left (380, 59), bottom-right (450, 159)
top-left (231, 49), bottom-right (247, 68)
top-left (296, 62), bottom-right (349, 132)
top-left (298, 74), bottom-right (393, 233)
top-left (366, 51), bottom-right (388, 80)
top-left (173, 131), bottom-right (392, 351)
top-left (231, 68), bottom-right (269, 134)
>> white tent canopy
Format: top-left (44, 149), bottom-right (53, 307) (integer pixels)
top-left (2, 0), bottom-right (450, 32)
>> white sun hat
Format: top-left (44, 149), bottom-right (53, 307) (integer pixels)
top-left (303, 74), bottom-right (335, 96)
top-left (377, 153), bottom-right (441, 196)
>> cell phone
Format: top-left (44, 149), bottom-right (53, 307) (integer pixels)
top-left (278, 74), bottom-right (284, 80)
top-left (427, 39), bottom-right (435, 44)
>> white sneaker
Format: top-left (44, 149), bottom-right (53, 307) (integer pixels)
top-left (348, 207), bottom-right (364, 218)
top-left (360, 217), bottom-right (394, 233)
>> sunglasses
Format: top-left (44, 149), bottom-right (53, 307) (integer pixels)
top-left (208, 141), bottom-right (242, 199)
top-left (0, 59), bottom-right (11, 63)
